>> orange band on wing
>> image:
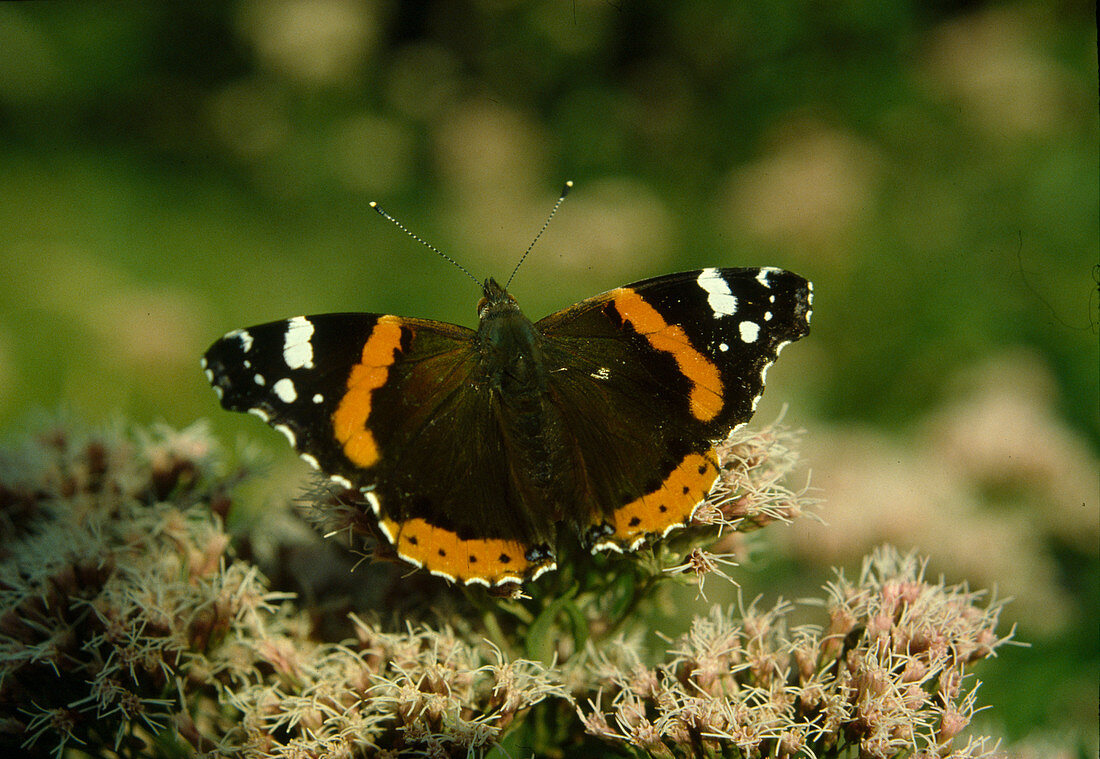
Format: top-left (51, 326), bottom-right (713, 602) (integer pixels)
top-left (603, 449), bottom-right (719, 549)
top-left (332, 316), bottom-right (404, 468)
top-left (377, 516), bottom-right (554, 586)
top-left (612, 289), bottom-right (723, 422)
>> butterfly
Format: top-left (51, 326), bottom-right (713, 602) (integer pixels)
top-left (202, 262), bottom-right (811, 588)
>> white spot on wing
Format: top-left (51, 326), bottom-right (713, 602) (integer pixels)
top-left (755, 267), bottom-right (780, 288)
top-left (248, 407), bottom-right (271, 422)
top-left (364, 491), bottom-right (382, 517)
top-left (300, 453), bottom-right (320, 469)
top-left (273, 423), bottom-right (296, 447)
top-left (659, 521), bottom-right (683, 538)
top-left (253, 373), bottom-right (265, 386)
top-left (283, 316), bottom-right (315, 370)
top-left (697, 268), bottom-right (738, 317)
top-left (312, 393), bottom-right (324, 404)
top-left (529, 562), bottom-right (557, 581)
top-left (760, 359), bottom-right (775, 388)
top-left (226, 328), bottom-right (253, 352)
top-left (739, 321), bottom-right (760, 343)
top-left (375, 516), bottom-right (394, 542)
top-left (719, 342), bottom-right (729, 352)
top-left (273, 377), bottom-right (297, 403)
top-left (329, 474), bottom-right (353, 490)
top-left (590, 367), bottom-right (611, 380)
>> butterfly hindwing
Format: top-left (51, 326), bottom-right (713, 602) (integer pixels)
top-left (351, 316), bottom-right (560, 584)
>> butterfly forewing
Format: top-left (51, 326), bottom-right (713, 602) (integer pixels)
top-left (203, 313), bottom-right (397, 477)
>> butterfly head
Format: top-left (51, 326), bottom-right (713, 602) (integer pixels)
top-left (478, 277), bottom-right (519, 320)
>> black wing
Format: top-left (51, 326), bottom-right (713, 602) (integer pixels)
top-left (535, 267), bottom-right (812, 551)
top-left (202, 313), bottom-right (557, 586)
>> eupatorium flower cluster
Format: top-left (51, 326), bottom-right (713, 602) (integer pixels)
top-left (0, 421), bottom-right (1011, 758)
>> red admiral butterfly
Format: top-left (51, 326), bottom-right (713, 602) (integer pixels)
top-left (203, 222), bottom-right (811, 588)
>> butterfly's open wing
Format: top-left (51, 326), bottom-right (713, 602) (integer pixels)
top-left (202, 313), bottom-right (556, 586)
top-left (535, 267), bottom-right (812, 551)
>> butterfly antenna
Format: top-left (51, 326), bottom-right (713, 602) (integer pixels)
top-left (369, 201), bottom-right (482, 289)
top-left (505, 180), bottom-right (573, 290)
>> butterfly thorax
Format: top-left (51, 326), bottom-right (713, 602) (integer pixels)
top-left (476, 278), bottom-right (570, 519)
top-left (476, 278), bottom-right (549, 400)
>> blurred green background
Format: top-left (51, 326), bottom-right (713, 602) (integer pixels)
top-left (0, 0), bottom-right (1095, 750)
